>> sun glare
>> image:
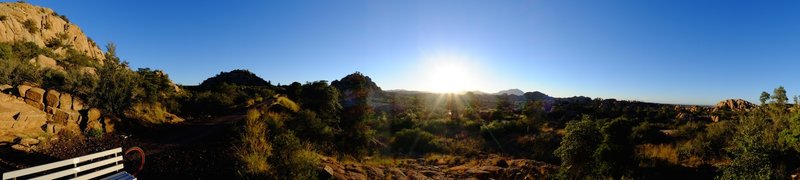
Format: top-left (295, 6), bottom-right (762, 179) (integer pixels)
top-left (424, 55), bottom-right (476, 93)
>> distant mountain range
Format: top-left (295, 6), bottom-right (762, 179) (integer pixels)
top-left (387, 88), bottom-right (527, 96)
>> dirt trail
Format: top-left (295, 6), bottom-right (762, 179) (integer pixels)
top-left (132, 114), bottom-right (243, 156)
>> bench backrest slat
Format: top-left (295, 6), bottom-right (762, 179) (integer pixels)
top-left (30, 156), bottom-right (123, 180)
top-left (71, 164), bottom-right (124, 180)
top-left (2, 148), bottom-right (123, 180)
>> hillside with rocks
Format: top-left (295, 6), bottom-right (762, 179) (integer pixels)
top-left (0, 2), bottom-right (104, 62)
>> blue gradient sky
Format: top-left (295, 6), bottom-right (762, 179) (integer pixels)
top-left (21, 0), bottom-right (800, 105)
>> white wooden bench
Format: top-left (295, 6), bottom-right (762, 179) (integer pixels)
top-left (2, 147), bottom-right (135, 180)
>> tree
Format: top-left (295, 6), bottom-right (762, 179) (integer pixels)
top-left (772, 86), bottom-right (788, 105)
top-left (769, 86), bottom-right (789, 122)
top-left (794, 95), bottom-right (799, 109)
top-left (298, 81), bottom-right (341, 123)
top-left (331, 72), bottom-right (377, 157)
top-left (760, 91), bottom-right (770, 106)
top-left (720, 114), bottom-right (781, 179)
top-left (554, 116), bottom-right (600, 178)
top-left (593, 117), bottom-right (634, 178)
top-left (493, 95), bottom-right (514, 120)
top-left (90, 43), bottom-right (138, 115)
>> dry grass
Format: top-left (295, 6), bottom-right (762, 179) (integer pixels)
top-left (235, 108), bottom-right (272, 175)
top-left (123, 102), bottom-right (168, 124)
top-left (424, 154), bottom-right (466, 166)
top-left (365, 157), bottom-right (400, 167)
top-left (637, 144), bottom-right (679, 165)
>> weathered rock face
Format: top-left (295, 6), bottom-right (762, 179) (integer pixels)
top-left (72, 98), bottom-right (84, 111)
top-left (714, 99), bottom-right (755, 112)
top-left (0, 92), bottom-right (47, 133)
top-left (29, 55), bottom-right (62, 71)
top-left (25, 87), bottom-right (45, 103)
top-left (16, 84), bottom-right (31, 97)
top-left (0, 2), bottom-right (105, 61)
top-left (45, 89), bottom-right (60, 107)
top-left (1, 85), bottom-right (101, 138)
top-left (58, 93), bottom-right (71, 110)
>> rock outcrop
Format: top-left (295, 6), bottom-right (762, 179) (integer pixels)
top-left (0, 84), bottom-right (116, 149)
top-left (0, 2), bottom-right (105, 61)
top-left (713, 99), bottom-right (755, 112)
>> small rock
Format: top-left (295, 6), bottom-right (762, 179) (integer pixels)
top-left (87, 108), bottom-right (101, 122)
top-left (11, 144), bottom-right (31, 152)
top-left (387, 167), bottom-right (407, 179)
top-left (0, 84), bottom-right (12, 93)
top-left (19, 137), bottom-right (40, 146)
top-left (17, 84), bottom-right (31, 97)
top-left (72, 98), bottom-right (85, 111)
top-left (45, 89), bottom-right (60, 108)
top-left (25, 87), bottom-right (45, 103)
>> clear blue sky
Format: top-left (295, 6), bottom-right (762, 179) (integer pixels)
top-left (22, 0), bottom-right (800, 105)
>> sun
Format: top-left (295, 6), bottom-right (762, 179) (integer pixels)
top-left (424, 55), bottom-right (475, 93)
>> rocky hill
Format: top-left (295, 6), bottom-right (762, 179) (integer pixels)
top-left (199, 69), bottom-right (271, 89)
top-left (713, 99), bottom-right (755, 112)
top-left (494, 89), bottom-right (524, 96)
top-left (0, 2), bottom-right (104, 62)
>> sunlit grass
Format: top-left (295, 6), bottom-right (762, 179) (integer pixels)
top-left (235, 108), bottom-right (272, 175)
top-left (637, 144), bottom-right (678, 165)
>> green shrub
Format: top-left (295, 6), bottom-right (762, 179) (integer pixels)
top-left (391, 128), bottom-right (440, 155)
top-left (673, 121), bottom-right (705, 139)
top-left (0, 58), bottom-right (41, 85)
top-left (86, 128), bottom-right (103, 138)
top-left (42, 69), bottom-right (66, 88)
top-left (632, 121), bottom-right (668, 144)
top-left (389, 112), bottom-right (416, 134)
top-left (51, 12), bottom-right (69, 23)
top-left (269, 131), bottom-right (319, 179)
top-left (0, 15), bottom-right (7, 21)
top-left (22, 19), bottom-right (37, 33)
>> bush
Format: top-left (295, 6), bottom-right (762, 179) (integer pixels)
top-left (288, 110), bottom-right (335, 149)
top-left (0, 58), bottom-right (41, 85)
top-left (392, 128), bottom-right (440, 155)
top-left (632, 121), bottom-right (668, 144)
top-left (673, 121), bottom-right (705, 139)
top-left (42, 69), bottom-right (66, 87)
top-left (0, 15), bottom-right (7, 21)
top-left (515, 132), bottom-right (560, 163)
top-left (51, 12), bottom-right (69, 23)
top-left (22, 19), bottom-right (37, 33)
top-left (269, 131), bottom-right (319, 179)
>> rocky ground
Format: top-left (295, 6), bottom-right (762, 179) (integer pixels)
top-left (1, 111), bottom-right (557, 179)
top-left (319, 154), bottom-right (557, 180)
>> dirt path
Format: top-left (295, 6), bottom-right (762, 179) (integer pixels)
top-left (132, 114), bottom-right (243, 156)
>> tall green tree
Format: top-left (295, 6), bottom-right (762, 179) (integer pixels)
top-left (554, 116), bottom-right (600, 178)
top-left (90, 43), bottom-right (138, 115)
top-left (331, 72), bottom-right (377, 157)
top-left (760, 91), bottom-right (770, 106)
top-left (593, 117), bottom-right (634, 178)
top-left (772, 86), bottom-right (788, 105)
